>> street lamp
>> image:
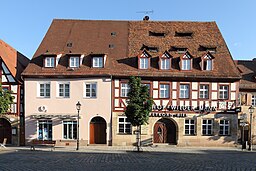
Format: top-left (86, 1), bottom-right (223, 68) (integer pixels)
top-left (248, 105), bottom-right (254, 151)
top-left (76, 101), bottom-right (81, 150)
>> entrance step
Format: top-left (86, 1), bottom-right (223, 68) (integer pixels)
top-left (153, 143), bottom-right (177, 147)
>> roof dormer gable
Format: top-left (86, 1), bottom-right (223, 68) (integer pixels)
top-left (181, 51), bottom-right (193, 59)
top-left (138, 50), bottom-right (151, 69)
top-left (91, 54), bottom-right (106, 68)
top-left (201, 52), bottom-right (215, 71)
top-left (43, 54), bottom-right (57, 68)
top-left (180, 51), bottom-right (193, 71)
top-left (160, 51), bottom-right (172, 59)
top-left (159, 51), bottom-right (172, 70)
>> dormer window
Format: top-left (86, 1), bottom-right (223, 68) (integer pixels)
top-left (169, 46), bottom-right (188, 53)
top-left (69, 56), bottom-right (79, 68)
top-left (160, 51), bottom-right (172, 70)
top-left (199, 45), bottom-right (217, 53)
top-left (92, 57), bottom-right (103, 68)
top-left (181, 52), bottom-right (192, 70)
top-left (138, 50), bottom-right (151, 69)
top-left (175, 31), bottom-right (193, 38)
top-left (202, 53), bottom-right (214, 71)
top-left (44, 57), bottom-right (55, 68)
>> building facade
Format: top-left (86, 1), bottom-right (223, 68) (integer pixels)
top-left (235, 59), bottom-right (256, 145)
top-left (22, 19), bottom-right (241, 147)
top-left (0, 39), bottom-right (29, 145)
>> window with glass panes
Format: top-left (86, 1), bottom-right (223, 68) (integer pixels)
top-left (219, 120), bottom-right (230, 135)
top-left (252, 95), bottom-right (256, 106)
top-left (161, 58), bottom-right (170, 69)
top-left (180, 84), bottom-right (189, 98)
top-left (159, 84), bottom-right (169, 98)
top-left (202, 119), bottom-right (213, 135)
top-left (59, 83), bottom-right (70, 98)
top-left (45, 57), bottom-right (55, 67)
top-left (205, 60), bottom-right (212, 70)
top-left (39, 83), bottom-right (50, 98)
top-left (121, 83), bottom-right (130, 97)
top-left (38, 120), bottom-right (52, 140)
top-left (140, 58), bottom-right (149, 69)
top-left (93, 57), bottom-right (103, 68)
top-left (199, 85), bottom-right (209, 99)
top-left (85, 83), bottom-right (97, 98)
top-left (219, 85), bottom-right (228, 99)
top-left (63, 121), bottom-right (77, 139)
top-left (118, 117), bottom-right (131, 134)
top-left (69, 57), bottom-right (79, 67)
top-left (181, 59), bottom-right (191, 70)
top-left (142, 83), bottom-right (151, 96)
top-left (185, 119), bottom-right (195, 135)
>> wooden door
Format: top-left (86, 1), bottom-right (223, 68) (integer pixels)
top-left (90, 123), bottom-right (95, 144)
top-left (0, 118), bottom-right (12, 144)
top-left (154, 122), bottom-right (167, 143)
top-left (90, 120), bottom-right (106, 144)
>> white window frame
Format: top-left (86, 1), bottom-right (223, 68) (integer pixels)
top-left (140, 58), bottom-right (149, 69)
top-left (202, 119), bottom-right (213, 135)
top-left (205, 59), bottom-right (212, 71)
top-left (84, 83), bottom-right (97, 98)
top-left (179, 84), bottom-right (189, 98)
top-left (37, 120), bottom-right (52, 140)
top-left (252, 95), bottom-right (256, 106)
top-left (161, 58), bottom-right (170, 70)
top-left (184, 119), bottom-right (195, 135)
top-left (219, 85), bottom-right (229, 99)
top-left (118, 116), bottom-right (132, 134)
top-left (69, 57), bottom-right (79, 68)
top-left (45, 57), bottom-right (55, 67)
top-left (63, 121), bottom-right (77, 140)
top-left (181, 59), bottom-right (191, 70)
top-left (58, 82), bottom-right (70, 98)
top-left (121, 83), bottom-right (130, 97)
top-left (159, 84), bottom-right (169, 98)
top-left (93, 57), bottom-right (103, 68)
top-left (38, 82), bottom-right (51, 98)
top-left (219, 120), bottom-right (230, 136)
top-left (199, 85), bottom-right (209, 99)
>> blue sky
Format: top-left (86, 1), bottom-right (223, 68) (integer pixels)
top-left (0, 0), bottom-right (255, 60)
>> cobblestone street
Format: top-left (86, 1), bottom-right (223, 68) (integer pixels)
top-left (1, 146), bottom-right (256, 171)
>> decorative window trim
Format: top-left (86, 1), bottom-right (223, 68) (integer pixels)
top-left (118, 116), bottom-right (132, 134)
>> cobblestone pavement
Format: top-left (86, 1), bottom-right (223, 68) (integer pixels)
top-left (1, 146), bottom-right (256, 171)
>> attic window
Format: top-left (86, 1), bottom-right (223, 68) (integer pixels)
top-left (109, 44), bottom-right (115, 48)
top-left (170, 46), bottom-right (188, 53)
top-left (141, 45), bottom-right (159, 53)
top-left (175, 32), bottom-right (193, 37)
top-left (199, 45), bottom-right (217, 53)
top-left (67, 43), bottom-right (72, 47)
top-left (149, 31), bottom-right (166, 37)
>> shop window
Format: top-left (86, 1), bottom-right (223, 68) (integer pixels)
top-left (63, 121), bottom-right (77, 139)
top-left (219, 120), bottom-right (230, 136)
top-left (202, 119), bottom-right (213, 135)
top-left (185, 119), bottom-right (195, 135)
top-left (38, 120), bottom-right (52, 140)
top-left (118, 116), bottom-right (131, 134)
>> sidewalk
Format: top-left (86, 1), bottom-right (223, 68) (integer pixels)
top-left (2, 145), bottom-right (255, 154)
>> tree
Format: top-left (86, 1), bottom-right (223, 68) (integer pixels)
top-left (0, 83), bottom-right (14, 114)
top-left (125, 76), bottom-right (153, 151)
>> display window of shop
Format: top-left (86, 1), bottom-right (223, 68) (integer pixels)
top-left (184, 119), bottom-right (196, 135)
top-left (38, 120), bottom-right (52, 140)
top-left (118, 116), bottom-right (131, 134)
top-left (219, 120), bottom-right (230, 136)
top-left (63, 121), bottom-right (77, 139)
top-left (202, 119), bottom-right (213, 135)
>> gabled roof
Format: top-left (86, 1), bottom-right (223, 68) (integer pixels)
top-left (235, 59), bottom-right (256, 90)
top-left (0, 40), bottom-right (29, 82)
top-left (22, 19), bottom-right (241, 80)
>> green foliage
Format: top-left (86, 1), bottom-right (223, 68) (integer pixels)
top-left (0, 83), bottom-right (14, 114)
top-left (125, 76), bottom-right (153, 126)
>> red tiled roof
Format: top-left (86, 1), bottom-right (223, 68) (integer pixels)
top-left (22, 19), bottom-right (241, 81)
top-left (235, 60), bottom-right (256, 90)
top-left (0, 39), bottom-right (29, 82)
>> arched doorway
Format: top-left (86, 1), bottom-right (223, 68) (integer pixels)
top-left (0, 118), bottom-right (12, 144)
top-left (90, 116), bottom-right (106, 144)
top-left (153, 118), bottom-right (177, 144)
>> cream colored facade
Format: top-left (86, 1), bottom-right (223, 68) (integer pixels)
top-left (24, 77), bottom-right (112, 146)
top-left (112, 79), bottom-right (239, 147)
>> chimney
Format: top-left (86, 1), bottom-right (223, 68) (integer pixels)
top-left (143, 16), bottom-right (150, 21)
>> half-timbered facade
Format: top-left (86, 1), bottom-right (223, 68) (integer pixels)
top-left (0, 40), bottom-right (29, 145)
top-left (22, 19), bottom-right (241, 147)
